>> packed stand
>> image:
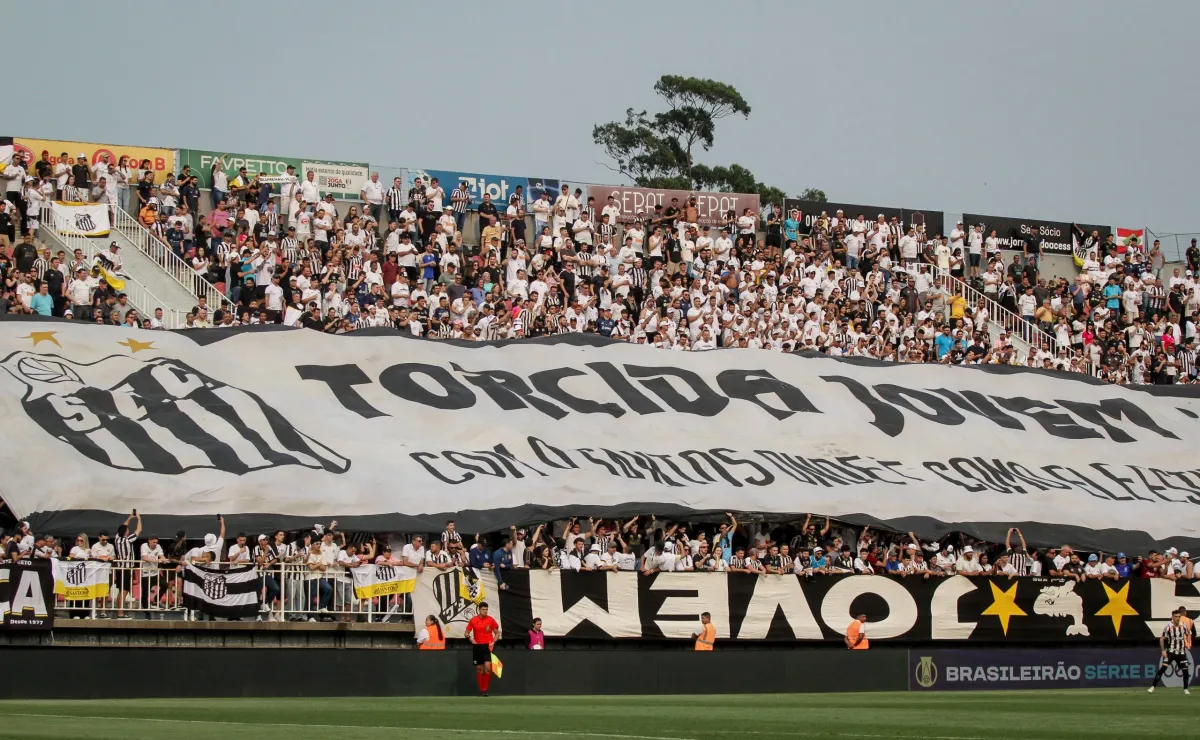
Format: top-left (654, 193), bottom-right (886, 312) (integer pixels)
top-left (3, 510), bottom-right (1196, 625)
top-left (0, 150), bottom-right (1196, 385)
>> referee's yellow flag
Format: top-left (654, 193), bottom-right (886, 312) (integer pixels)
top-left (490, 653), bottom-right (503, 679)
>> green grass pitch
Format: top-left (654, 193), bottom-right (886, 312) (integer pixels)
top-left (0, 691), bottom-right (1192, 740)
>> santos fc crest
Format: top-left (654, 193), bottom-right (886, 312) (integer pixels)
top-left (1, 352), bottom-right (349, 476)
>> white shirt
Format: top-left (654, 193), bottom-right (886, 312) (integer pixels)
top-left (140, 543), bottom-right (165, 573)
top-left (227, 543), bottom-right (252, 564)
top-left (400, 543), bottom-right (425, 567)
top-left (361, 179), bottom-right (383, 205)
top-left (91, 542), bottom-right (115, 560)
top-left (265, 283), bottom-right (285, 311)
top-left (299, 179), bottom-right (319, 204)
top-left (955, 557), bottom-right (982, 574)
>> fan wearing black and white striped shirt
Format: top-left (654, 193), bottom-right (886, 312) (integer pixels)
top-left (112, 510), bottom-right (141, 619)
top-left (1003, 527), bottom-right (1029, 575)
top-left (441, 521), bottom-right (463, 550)
top-left (1149, 609), bottom-right (1193, 693)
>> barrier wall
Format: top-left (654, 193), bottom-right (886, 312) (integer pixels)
top-left (0, 645), bottom-right (1191, 698)
top-left (0, 646), bottom-right (908, 699)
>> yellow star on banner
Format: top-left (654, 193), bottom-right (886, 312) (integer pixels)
top-left (1095, 582), bottom-right (1139, 636)
top-left (19, 331), bottom-right (60, 347)
top-left (981, 581), bottom-right (1027, 636)
top-left (117, 337), bottom-right (156, 353)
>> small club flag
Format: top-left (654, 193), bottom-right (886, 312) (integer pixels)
top-left (490, 653), bottom-right (503, 679)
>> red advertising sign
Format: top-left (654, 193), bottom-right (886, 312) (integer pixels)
top-left (587, 185), bottom-right (759, 228)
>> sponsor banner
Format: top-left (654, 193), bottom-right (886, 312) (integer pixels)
top-left (1, 325), bottom-right (1199, 548)
top-left (176, 149), bottom-right (369, 200)
top-left (181, 563), bottom-right (260, 619)
top-left (1, 559), bottom-right (53, 629)
top-left (12, 137), bottom-right (174, 184)
top-left (407, 168), bottom-right (530, 211)
top-left (351, 563), bottom-right (417, 599)
top-left (964, 214), bottom-right (1110, 256)
top-left (177, 149), bottom-right (300, 191)
top-left (413, 567), bottom-right (501, 638)
top-left (782, 198), bottom-right (946, 241)
top-left (910, 647), bottom-right (1196, 690)
top-left (52, 201), bottom-right (110, 237)
top-left (448, 571), bottom-right (1199, 644)
top-left (0, 136), bottom-right (12, 173)
top-left (589, 185), bottom-right (758, 228)
top-left (301, 161), bottom-right (369, 201)
top-left (51, 560), bottom-right (111, 600)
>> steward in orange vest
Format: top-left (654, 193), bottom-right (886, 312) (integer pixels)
top-left (693, 612), bottom-right (716, 651)
top-left (419, 615), bottom-right (446, 650)
top-left (845, 614), bottom-right (869, 650)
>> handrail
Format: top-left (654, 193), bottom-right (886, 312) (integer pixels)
top-left (111, 207), bottom-right (235, 312)
top-left (898, 263), bottom-right (1061, 359)
top-left (47, 207), bottom-right (187, 328)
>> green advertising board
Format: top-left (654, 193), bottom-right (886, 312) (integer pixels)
top-left (177, 149), bottom-right (370, 200)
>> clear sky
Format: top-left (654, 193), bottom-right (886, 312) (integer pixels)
top-left (7, 1), bottom-right (1197, 232)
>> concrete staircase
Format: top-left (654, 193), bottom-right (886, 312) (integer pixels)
top-left (109, 207), bottom-right (235, 318)
top-left (46, 209), bottom-right (186, 327)
top-left (899, 265), bottom-right (1060, 361)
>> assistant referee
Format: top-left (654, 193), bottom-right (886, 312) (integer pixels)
top-left (1148, 609), bottom-right (1192, 694)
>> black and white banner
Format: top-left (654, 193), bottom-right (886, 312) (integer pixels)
top-left (182, 563), bottom-right (260, 619)
top-left (1, 320), bottom-right (1199, 551)
top-left (964, 213), bottom-right (1111, 256)
top-left (783, 198), bottom-right (945, 240)
top-left (468, 571), bottom-right (1200, 643)
top-left (0, 560), bottom-right (54, 630)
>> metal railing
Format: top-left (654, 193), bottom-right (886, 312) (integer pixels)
top-left (908, 264), bottom-right (1061, 359)
top-left (56, 563), bottom-right (414, 623)
top-left (47, 207), bottom-right (187, 328)
top-left (111, 207), bottom-right (235, 313)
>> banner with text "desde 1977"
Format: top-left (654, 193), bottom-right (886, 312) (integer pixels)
top-left (587, 185), bottom-right (759, 227)
top-left (1, 560), bottom-right (53, 629)
top-left (0, 324), bottom-right (1199, 548)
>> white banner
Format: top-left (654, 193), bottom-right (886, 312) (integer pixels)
top-left (351, 563), bottom-right (416, 599)
top-left (51, 560), bottom-right (111, 600)
top-left (53, 201), bottom-right (110, 237)
top-left (0, 323), bottom-right (1198, 547)
top-left (413, 568), bottom-right (501, 639)
top-left (301, 161), bottom-right (368, 200)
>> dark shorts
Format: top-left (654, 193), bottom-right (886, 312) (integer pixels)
top-left (472, 644), bottom-right (492, 666)
top-left (968, 254), bottom-right (981, 267)
top-left (114, 567), bottom-right (134, 592)
top-left (1164, 652), bottom-right (1189, 671)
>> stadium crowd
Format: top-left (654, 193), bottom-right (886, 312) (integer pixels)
top-left (0, 149), bottom-right (1197, 386)
top-left (4, 510), bottom-right (1197, 625)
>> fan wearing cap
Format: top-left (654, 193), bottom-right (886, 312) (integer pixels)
top-left (1162, 547), bottom-right (1188, 580)
top-left (954, 545), bottom-right (982, 575)
top-left (641, 540), bottom-right (676, 575)
top-left (932, 543), bottom-right (957, 573)
top-left (185, 514), bottom-right (225, 565)
top-left (1083, 554), bottom-right (1105, 579)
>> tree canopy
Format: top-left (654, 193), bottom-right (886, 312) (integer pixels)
top-left (592, 75), bottom-right (825, 206)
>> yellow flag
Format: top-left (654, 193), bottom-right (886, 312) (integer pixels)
top-left (490, 653), bottom-right (503, 679)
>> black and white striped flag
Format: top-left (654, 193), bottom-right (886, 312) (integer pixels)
top-left (182, 563), bottom-right (261, 619)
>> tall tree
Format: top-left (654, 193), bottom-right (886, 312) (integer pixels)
top-left (592, 75), bottom-right (824, 206)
